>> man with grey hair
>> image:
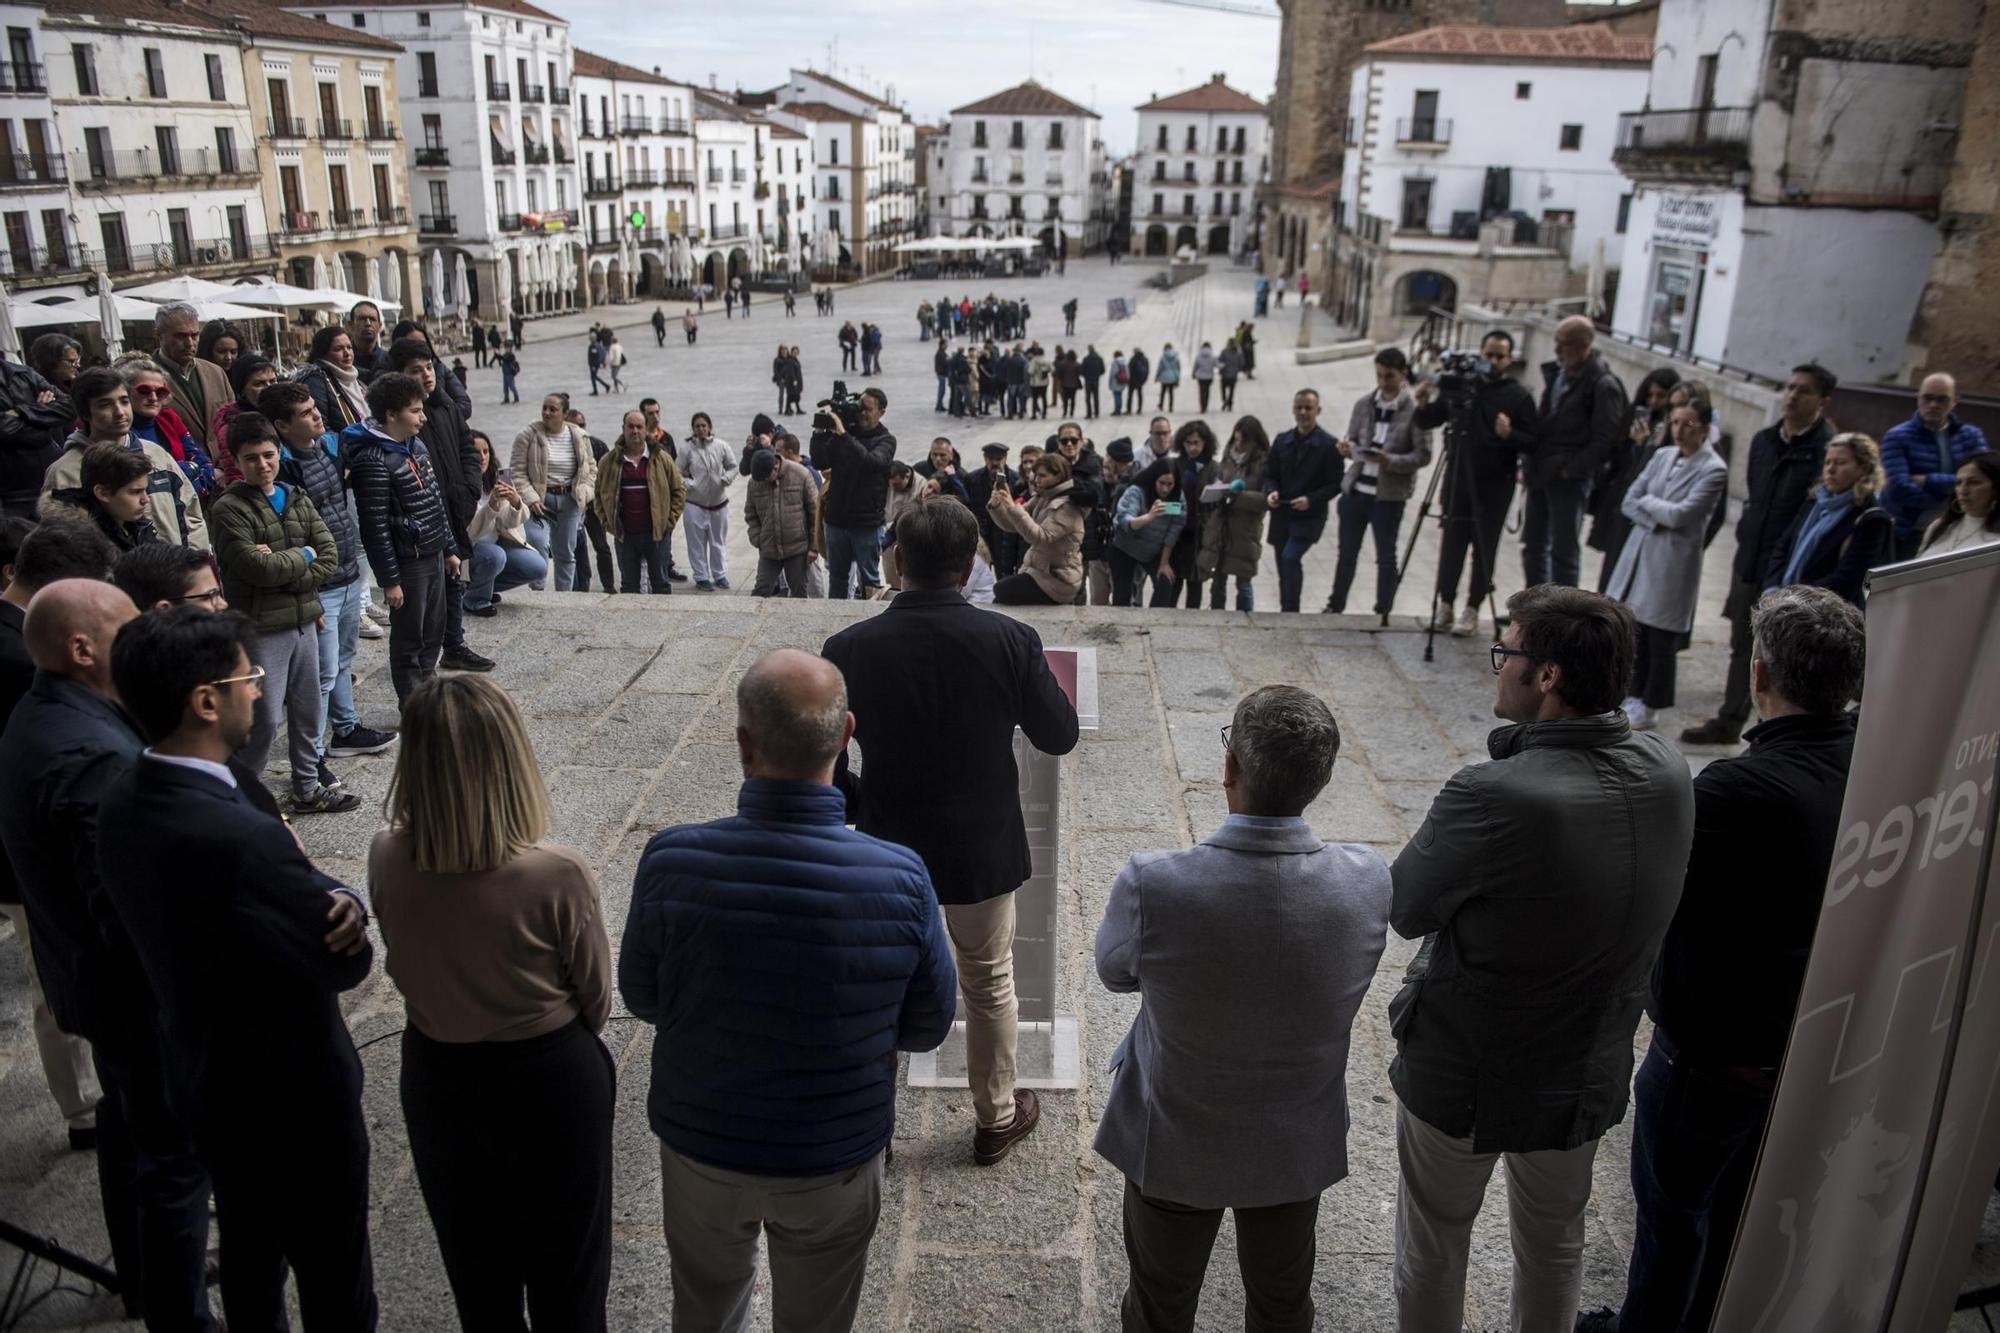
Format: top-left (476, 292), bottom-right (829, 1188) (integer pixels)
top-left (1878, 369), bottom-right (1991, 559)
top-left (1524, 314), bottom-right (1626, 588)
top-left (621, 648), bottom-right (957, 1333)
top-left (151, 301), bottom-right (231, 459)
top-left (1094, 684), bottom-right (1390, 1330)
top-left (1579, 585), bottom-right (1863, 1333)
top-left (824, 497), bottom-right (1080, 1165)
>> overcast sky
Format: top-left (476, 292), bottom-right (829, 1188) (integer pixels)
top-left (558, 0), bottom-right (1283, 152)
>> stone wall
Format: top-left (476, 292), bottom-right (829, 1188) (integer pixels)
top-left (1910, 0), bottom-right (2000, 394)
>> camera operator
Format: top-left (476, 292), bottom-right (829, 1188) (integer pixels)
top-left (1416, 330), bottom-right (1540, 637)
top-left (810, 386), bottom-right (897, 598)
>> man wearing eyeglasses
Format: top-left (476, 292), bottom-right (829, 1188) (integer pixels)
top-left (98, 607), bottom-right (378, 1333)
top-left (1878, 371), bottom-right (1991, 561)
top-left (1387, 584), bottom-right (1693, 1332)
top-left (113, 542), bottom-right (228, 613)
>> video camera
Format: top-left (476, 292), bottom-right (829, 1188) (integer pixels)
top-left (1432, 349), bottom-right (1495, 396)
top-left (813, 381), bottom-right (864, 435)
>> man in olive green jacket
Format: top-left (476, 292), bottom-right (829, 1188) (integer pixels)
top-left (212, 412), bottom-right (357, 814)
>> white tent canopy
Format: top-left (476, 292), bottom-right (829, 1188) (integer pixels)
top-left (12, 293), bottom-right (162, 328)
top-left (993, 236), bottom-right (1040, 251)
top-left (120, 276), bottom-right (237, 303)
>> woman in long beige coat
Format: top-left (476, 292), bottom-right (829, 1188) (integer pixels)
top-left (989, 453), bottom-right (1084, 605)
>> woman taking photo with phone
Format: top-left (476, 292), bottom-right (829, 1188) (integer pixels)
top-left (1109, 461), bottom-right (1186, 607)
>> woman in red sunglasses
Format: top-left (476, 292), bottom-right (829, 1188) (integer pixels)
top-left (119, 356), bottom-right (218, 502)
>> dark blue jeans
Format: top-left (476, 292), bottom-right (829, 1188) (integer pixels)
top-left (1617, 1031), bottom-right (1772, 1333)
top-left (1330, 490), bottom-right (1406, 615)
top-left (1521, 478), bottom-right (1587, 588)
top-left (1274, 534), bottom-right (1317, 613)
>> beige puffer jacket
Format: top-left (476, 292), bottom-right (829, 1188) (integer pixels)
top-left (991, 479), bottom-right (1084, 603)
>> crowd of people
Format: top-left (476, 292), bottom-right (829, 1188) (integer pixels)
top-left (1, 272), bottom-right (1997, 1333)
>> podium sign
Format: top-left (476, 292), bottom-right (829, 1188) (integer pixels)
top-left (908, 647), bottom-right (1096, 1092)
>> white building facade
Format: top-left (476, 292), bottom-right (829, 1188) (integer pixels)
top-left (770, 69), bottom-right (912, 276)
top-left (281, 0), bottom-right (587, 323)
top-left (1608, 0), bottom-right (1966, 382)
top-left (573, 50), bottom-right (694, 300)
top-left (691, 91), bottom-right (760, 290)
top-left (0, 2), bottom-right (77, 287)
top-left (939, 81), bottom-right (1107, 255)
top-left (44, 0), bottom-right (271, 289)
top-left (1329, 24), bottom-right (1649, 340)
top-left (1133, 74), bottom-right (1269, 258)
top-left (757, 117), bottom-right (812, 278)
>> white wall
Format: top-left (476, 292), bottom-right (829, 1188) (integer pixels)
top-left (1132, 106), bottom-right (1267, 242)
top-left (1643, 0), bottom-right (1771, 112)
top-left (692, 114), bottom-right (756, 244)
top-left (1350, 56), bottom-right (1645, 269)
top-left (1611, 184), bottom-right (1744, 362)
top-left (941, 108), bottom-right (1100, 242)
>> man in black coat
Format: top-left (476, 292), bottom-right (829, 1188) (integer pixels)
top-left (965, 443), bottom-right (1021, 576)
top-left (822, 499), bottom-right (1079, 1166)
top-left (98, 607), bottom-right (377, 1333)
top-left (1263, 388), bottom-right (1345, 612)
top-left (1585, 587), bottom-right (1863, 1333)
top-left (1681, 364), bottom-right (1837, 746)
top-left (0, 523), bottom-right (116, 1147)
top-left (0, 356), bottom-right (73, 519)
top-left (1522, 316), bottom-right (1627, 589)
top-left (1415, 330), bottom-right (1540, 637)
top-left (809, 387), bottom-right (897, 598)
top-left (390, 338), bottom-right (492, 675)
top-left (0, 581), bottom-right (218, 1330)
top-left (1080, 346), bottom-right (1105, 418)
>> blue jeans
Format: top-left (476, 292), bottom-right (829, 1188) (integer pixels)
top-left (531, 493), bottom-right (584, 590)
top-left (823, 523), bottom-right (882, 599)
top-left (316, 577), bottom-right (362, 750)
top-left (1330, 491), bottom-right (1406, 615)
top-left (1617, 1032), bottom-right (1771, 1333)
top-left (1274, 534), bottom-right (1317, 613)
top-left (467, 539), bottom-right (548, 609)
top-left (936, 375), bottom-right (948, 411)
top-left (1521, 478), bottom-right (1587, 588)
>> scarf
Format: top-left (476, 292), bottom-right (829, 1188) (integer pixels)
top-left (1779, 486), bottom-right (1855, 588)
top-left (322, 360), bottom-right (369, 423)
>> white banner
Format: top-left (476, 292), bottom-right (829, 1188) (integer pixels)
top-left (1713, 546), bottom-right (2000, 1331)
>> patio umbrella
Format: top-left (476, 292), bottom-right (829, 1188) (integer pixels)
top-left (227, 279), bottom-right (346, 310)
top-left (97, 273), bottom-right (124, 358)
top-left (121, 275), bottom-right (236, 303)
top-left (12, 294), bottom-right (163, 329)
top-left (496, 256), bottom-right (512, 320)
top-left (452, 252), bottom-right (469, 319)
top-left (427, 250), bottom-right (444, 317)
top-left (0, 282), bottom-right (18, 361)
top-left (196, 298), bottom-right (287, 325)
top-left (311, 253), bottom-right (329, 291)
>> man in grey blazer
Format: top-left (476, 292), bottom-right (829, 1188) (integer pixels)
top-left (1094, 685), bottom-right (1391, 1332)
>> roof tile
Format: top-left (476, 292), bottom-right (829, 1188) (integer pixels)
top-left (1363, 22), bottom-right (1651, 62)
top-left (1136, 76), bottom-right (1267, 115)
top-left (950, 81), bottom-right (1095, 118)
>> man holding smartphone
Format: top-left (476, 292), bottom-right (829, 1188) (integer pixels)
top-left (1325, 349), bottom-right (1432, 619)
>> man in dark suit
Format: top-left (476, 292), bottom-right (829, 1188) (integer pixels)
top-left (964, 444), bottom-right (1021, 577)
top-left (0, 521), bottom-right (115, 1147)
top-left (0, 579), bottom-right (219, 1331)
top-left (1263, 389), bottom-right (1345, 613)
top-left (97, 607), bottom-right (378, 1333)
top-left (1522, 316), bottom-right (1627, 589)
top-left (822, 498), bottom-right (1079, 1165)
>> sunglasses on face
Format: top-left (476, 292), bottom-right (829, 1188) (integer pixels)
top-left (133, 385), bottom-right (172, 400)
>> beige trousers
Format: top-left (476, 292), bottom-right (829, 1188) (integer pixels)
top-left (1393, 1099), bottom-right (1599, 1333)
top-left (1, 903), bottom-right (100, 1128)
top-left (941, 893), bottom-right (1018, 1129)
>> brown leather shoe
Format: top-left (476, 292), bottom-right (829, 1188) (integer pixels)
top-left (973, 1089), bottom-right (1041, 1166)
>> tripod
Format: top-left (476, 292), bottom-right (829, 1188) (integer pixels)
top-left (1386, 383), bottom-right (1506, 662)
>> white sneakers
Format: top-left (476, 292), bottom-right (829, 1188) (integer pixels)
top-left (1430, 602), bottom-right (1455, 632)
top-left (1453, 602), bottom-right (1480, 638)
top-left (1622, 697), bottom-right (1658, 731)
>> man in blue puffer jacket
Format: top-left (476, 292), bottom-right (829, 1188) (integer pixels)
top-left (621, 647), bottom-right (957, 1333)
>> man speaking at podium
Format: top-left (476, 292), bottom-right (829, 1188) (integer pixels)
top-left (824, 497), bottom-right (1080, 1165)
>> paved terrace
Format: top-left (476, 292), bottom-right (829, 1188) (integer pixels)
top-left (3, 258), bottom-right (1997, 1329)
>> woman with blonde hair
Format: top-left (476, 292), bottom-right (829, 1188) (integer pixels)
top-left (1764, 431), bottom-right (1894, 607)
top-left (369, 675), bottom-right (614, 1331)
top-left (989, 450), bottom-right (1086, 605)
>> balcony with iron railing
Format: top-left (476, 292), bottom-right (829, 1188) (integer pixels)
top-left (491, 142), bottom-right (517, 166)
top-left (522, 84), bottom-right (546, 104)
top-left (585, 175), bottom-right (621, 198)
top-left (660, 117), bottom-right (690, 135)
top-left (1394, 118), bottom-right (1452, 149)
top-left (0, 61), bottom-right (46, 95)
top-left (706, 169), bottom-right (723, 185)
top-left (661, 168), bottom-right (695, 187)
top-left (1613, 106), bottom-right (1753, 179)
top-left (75, 147), bottom-right (256, 191)
top-left (731, 167), bottom-right (748, 183)
top-left (267, 116), bottom-right (307, 140)
top-left (376, 205), bottom-right (409, 227)
top-left (51, 234), bottom-right (279, 277)
top-left (579, 117), bottom-right (610, 140)
top-left (415, 145), bottom-right (449, 167)
top-left (330, 207), bottom-right (369, 229)
top-left (626, 169), bottom-right (660, 188)
top-left (365, 120), bottom-right (398, 142)
top-left (279, 210), bottom-right (324, 237)
top-left (0, 155), bottom-right (65, 188)
top-left (1007, 171), bottom-right (1024, 184)
top-left (555, 146), bottom-right (573, 164)
top-left (498, 212), bottom-right (523, 232)
top-left (620, 114), bottom-right (653, 136)
top-left (524, 143), bottom-right (550, 164)
top-left (319, 118), bottom-right (353, 141)
top-left (551, 85), bottom-right (571, 106)
top-left (419, 213), bottom-right (456, 234)
top-left (486, 81), bottom-right (512, 102)
top-left (0, 238), bottom-right (85, 276)
top-left (709, 222), bottom-right (748, 239)
top-left (1044, 173), bottom-right (1064, 187)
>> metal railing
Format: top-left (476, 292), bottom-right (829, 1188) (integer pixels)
top-left (661, 168), bottom-right (694, 186)
top-left (705, 169), bottom-right (723, 185)
top-left (1614, 106), bottom-right (1753, 155)
top-left (0, 155), bottom-right (64, 187)
top-left (709, 222), bottom-right (748, 239)
top-left (626, 169), bottom-right (660, 187)
top-left (486, 81), bottom-right (512, 102)
top-left (75, 147), bottom-right (254, 186)
top-left (585, 175), bottom-right (621, 197)
top-left (365, 121), bottom-right (398, 141)
top-left (0, 239), bottom-right (84, 275)
top-left (730, 167), bottom-right (747, 183)
top-left (620, 114), bottom-right (653, 135)
top-left (330, 207), bottom-right (368, 228)
top-left (1395, 118), bottom-right (1451, 145)
top-left (319, 118), bottom-right (353, 141)
top-left (498, 213), bottom-right (523, 232)
top-left (555, 147), bottom-right (573, 164)
top-left (521, 84), bottom-right (546, 103)
top-left (0, 61), bottom-right (45, 94)
top-left (660, 117), bottom-right (690, 135)
top-left (267, 116), bottom-right (306, 139)
top-left (414, 145), bottom-right (449, 166)
top-left (491, 143), bottom-right (517, 165)
top-left (551, 85), bottom-right (571, 106)
top-left (38, 234), bottom-right (279, 277)
top-left (279, 210), bottom-right (323, 235)
top-left (419, 213), bottom-right (456, 234)
top-left (524, 143), bottom-right (550, 164)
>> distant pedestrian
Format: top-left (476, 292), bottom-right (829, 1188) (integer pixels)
top-left (724, 289), bottom-right (735, 320)
top-left (606, 334), bottom-right (627, 393)
top-left (498, 343), bottom-right (520, 404)
top-left (1063, 297), bottom-right (1078, 336)
top-left (784, 289), bottom-right (796, 317)
top-left (586, 336), bottom-right (606, 396)
top-left (1155, 343), bottom-right (1181, 412)
top-left (740, 288), bottom-right (751, 320)
top-left (472, 319), bottom-right (489, 368)
top-left (1193, 341), bottom-right (1217, 413)
top-left (651, 307), bottom-right (667, 348)
top-left (683, 309), bottom-right (698, 345)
